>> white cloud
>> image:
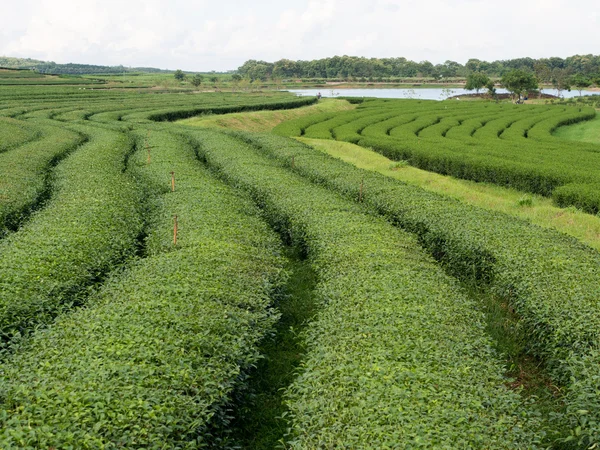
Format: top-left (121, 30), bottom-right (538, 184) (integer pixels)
top-left (0, 0), bottom-right (598, 71)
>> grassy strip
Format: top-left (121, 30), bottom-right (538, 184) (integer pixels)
top-left (0, 124), bottom-right (85, 237)
top-left (0, 124), bottom-right (143, 344)
top-left (553, 113), bottom-right (600, 143)
top-left (299, 137), bottom-right (600, 252)
top-left (239, 132), bottom-right (600, 446)
top-left (185, 128), bottom-right (543, 448)
top-left (231, 248), bottom-right (318, 449)
top-left (178, 98), bottom-right (354, 132)
top-left (0, 127), bottom-right (285, 448)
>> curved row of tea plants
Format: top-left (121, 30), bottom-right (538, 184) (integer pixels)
top-left (0, 123), bottom-right (84, 237)
top-left (0, 117), bottom-right (42, 153)
top-left (0, 127), bottom-right (285, 448)
top-left (0, 124), bottom-right (143, 343)
top-left (239, 132), bottom-right (600, 446)
top-left (182, 127), bottom-right (544, 448)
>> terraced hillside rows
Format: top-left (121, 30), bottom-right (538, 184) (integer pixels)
top-left (1, 74), bottom-right (600, 448)
top-left (274, 99), bottom-right (600, 213)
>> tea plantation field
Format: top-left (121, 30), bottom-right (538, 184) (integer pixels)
top-left (274, 98), bottom-right (600, 213)
top-left (0, 70), bottom-right (599, 448)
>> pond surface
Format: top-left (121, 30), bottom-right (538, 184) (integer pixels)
top-left (287, 88), bottom-right (600, 101)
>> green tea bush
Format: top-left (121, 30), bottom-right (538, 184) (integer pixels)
top-left (239, 132), bottom-right (600, 445)
top-left (0, 117), bottom-right (41, 152)
top-left (184, 128), bottom-right (544, 448)
top-left (553, 182), bottom-right (600, 214)
top-left (272, 111), bottom-right (339, 137)
top-left (146, 96), bottom-right (316, 122)
top-left (0, 124), bottom-right (143, 342)
top-left (0, 123), bottom-right (84, 237)
top-left (0, 129), bottom-right (284, 448)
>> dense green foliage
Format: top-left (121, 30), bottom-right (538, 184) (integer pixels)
top-left (239, 54), bottom-right (600, 81)
top-left (0, 129), bottom-right (284, 448)
top-left (146, 97), bottom-right (317, 122)
top-left (0, 125), bottom-right (143, 342)
top-left (465, 72), bottom-right (491, 93)
top-left (274, 99), bottom-right (600, 212)
top-left (0, 117), bottom-right (41, 152)
top-left (238, 131), bottom-right (600, 446)
top-left (501, 69), bottom-right (539, 98)
top-left (0, 123), bottom-right (84, 237)
top-left (184, 128), bottom-right (543, 447)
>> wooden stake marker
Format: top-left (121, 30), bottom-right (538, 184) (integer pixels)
top-left (359, 178), bottom-right (364, 202)
top-left (173, 215), bottom-right (178, 246)
top-left (146, 144), bottom-right (151, 165)
top-left (170, 171), bottom-right (175, 192)
top-left (291, 155), bottom-right (295, 168)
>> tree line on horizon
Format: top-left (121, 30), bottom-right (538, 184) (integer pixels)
top-left (237, 54), bottom-right (600, 84)
top-left (0, 56), bottom-right (171, 75)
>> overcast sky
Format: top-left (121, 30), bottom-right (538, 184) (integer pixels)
top-left (1, 0), bottom-right (598, 71)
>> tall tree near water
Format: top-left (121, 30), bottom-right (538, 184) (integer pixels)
top-left (465, 72), bottom-right (491, 94)
top-left (571, 73), bottom-right (591, 96)
top-left (501, 69), bottom-right (538, 101)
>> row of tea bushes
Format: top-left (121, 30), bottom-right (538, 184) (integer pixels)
top-left (183, 127), bottom-right (544, 448)
top-left (0, 117), bottom-right (41, 152)
top-left (302, 103), bottom-right (399, 139)
top-left (0, 123), bottom-right (84, 237)
top-left (240, 132), bottom-right (600, 446)
top-left (0, 127), bottom-right (285, 448)
top-left (143, 96), bottom-right (317, 122)
top-left (527, 107), bottom-right (598, 142)
top-left (0, 124), bottom-right (143, 343)
top-left (271, 110), bottom-right (340, 137)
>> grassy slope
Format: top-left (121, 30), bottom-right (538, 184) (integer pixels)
top-left (299, 137), bottom-right (600, 251)
top-left (177, 98), bottom-right (355, 131)
top-left (553, 113), bottom-right (600, 143)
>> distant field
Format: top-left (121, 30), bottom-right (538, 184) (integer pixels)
top-left (0, 69), bottom-right (102, 85)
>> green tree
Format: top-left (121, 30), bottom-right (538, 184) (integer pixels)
top-left (486, 79), bottom-right (497, 99)
top-left (237, 60), bottom-right (272, 81)
top-left (571, 73), bottom-right (591, 96)
top-left (533, 61), bottom-right (552, 85)
top-left (174, 69), bottom-right (185, 81)
top-left (231, 73), bottom-right (242, 82)
top-left (501, 69), bottom-right (538, 101)
top-left (465, 72), bottom-right (491, 94)
top-left (551, 68), bottom-right (572, 97)
top-left (190, 74), bottom-right (203, 88)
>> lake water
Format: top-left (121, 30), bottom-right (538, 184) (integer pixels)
top-left (287, 88), bottom-right (600, 101)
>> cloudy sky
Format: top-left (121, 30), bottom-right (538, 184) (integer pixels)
top-left (1, 0), bottom-right (598, 71)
